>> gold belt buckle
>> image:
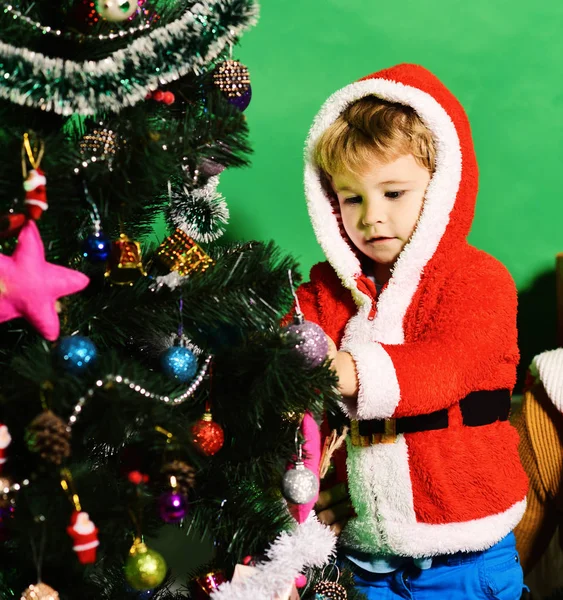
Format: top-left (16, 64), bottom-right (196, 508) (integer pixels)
top-left (350, 419), bottom-right (397, 446)
top-left (381, 418), bottom-right (397, 444)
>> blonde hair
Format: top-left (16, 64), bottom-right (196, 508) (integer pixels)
top-left (313, 96), bottom-right (436, 176)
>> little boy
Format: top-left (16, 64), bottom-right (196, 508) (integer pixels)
top-left (295, 64), bottom-right (529, 598)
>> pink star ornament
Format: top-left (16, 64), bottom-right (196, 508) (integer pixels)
top-left (0, 220), bottom-right (89, 341)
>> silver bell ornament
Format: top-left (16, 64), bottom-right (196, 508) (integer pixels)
top-left (281, 436), bottom-right (319, 505)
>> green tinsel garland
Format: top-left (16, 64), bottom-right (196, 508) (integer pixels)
top-left (0, 0), bottom-right (258, 115)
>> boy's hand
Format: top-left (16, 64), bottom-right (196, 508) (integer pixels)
top-left (325, 335), bottom-right (358, 398)
top-left (315, 482), bottom-right (355, 535)
top-left (326, 334), bottom-right (338, 362)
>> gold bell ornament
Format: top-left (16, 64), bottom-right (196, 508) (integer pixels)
top-left (105, 233), bottom-right (146, 285)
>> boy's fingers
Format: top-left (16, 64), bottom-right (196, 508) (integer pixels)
top-left (325, 335), bottom-right (338, 361)
top-left (316, 499), bottom-right (355, 527)
top-left (315, 482), bottom-right (348, 510)
top-left (329, 518), bottom-right (349, 536)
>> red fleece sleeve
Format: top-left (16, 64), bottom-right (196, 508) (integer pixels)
top-left (292, 282), bottom-right (323, 327)
top-left (341, 260), bottom-right (519, 420)
top-left (281, 282), bottom-right (319, 327)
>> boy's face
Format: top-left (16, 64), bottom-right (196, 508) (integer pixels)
top-left (331, 154), bottom-right (431, 280)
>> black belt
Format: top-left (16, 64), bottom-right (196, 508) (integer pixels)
top-left (347, 389), bottom-right (511, 446)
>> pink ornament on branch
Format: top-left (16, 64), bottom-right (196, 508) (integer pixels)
top-left (0, 221), bottom-right (89, 341)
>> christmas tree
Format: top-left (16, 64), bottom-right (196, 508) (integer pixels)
top-left (0, 1), bottom-right (348, 598)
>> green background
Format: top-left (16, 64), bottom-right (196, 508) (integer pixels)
top-left (219, 1), bottom-right (563, 287)
top-left (208, 0), bottom-right (563, 378)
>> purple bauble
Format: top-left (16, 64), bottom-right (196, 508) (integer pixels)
top-left (199, 157), bottom-right (226, 177)
top-left (228, 85), bottom-right (252, 112)
top-left (285, 320), bottom-right (328, 368)
top-left (158, 491), bottom-right (188, 523)
top-left (0, 504), bottom-right (14, 541)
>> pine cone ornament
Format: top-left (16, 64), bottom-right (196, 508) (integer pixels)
top-left (25, 410), bottom-right (71, 465)
top-left (161, 460), bottom-right (195, 496)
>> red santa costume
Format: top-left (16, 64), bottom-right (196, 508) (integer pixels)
top-left (297, 63), bottom-right (528, 557)
top-left (67, 510), bottom-right (99, 564)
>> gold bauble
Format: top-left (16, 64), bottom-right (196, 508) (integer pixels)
top-left (0, 475), bottom-right (12, 509)
top-left (0, 476), bottom-right (11, 494)
top-left (20, 583), bottom-right (60, 600)
top-left (124, 538), bottom-right (167, 591)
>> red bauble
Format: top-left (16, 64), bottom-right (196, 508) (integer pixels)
top-left (191, 412), bottom-right (224, 456)
top-left (194, 571), bottom-right (226, 598)
top-left (162, 91), bottom-right (175, 105)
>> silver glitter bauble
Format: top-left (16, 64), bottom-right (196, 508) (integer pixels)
top-left (281, 460), bottom-right (319, 504)
top-left (285, 319), bottom-right (328, 368)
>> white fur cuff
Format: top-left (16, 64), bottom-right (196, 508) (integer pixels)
top-left (341, 341), bottom-right (401, 419)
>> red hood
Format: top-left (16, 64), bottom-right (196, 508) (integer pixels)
top-left (304, 63), bottom-right (477, 344)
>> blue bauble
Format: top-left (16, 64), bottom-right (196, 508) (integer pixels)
top-left (82, 230), bottom-right (111, 262)
top-left (57, 336), bottom-right (98, 374)
top-left (160, 346), bottom-right (197, 383)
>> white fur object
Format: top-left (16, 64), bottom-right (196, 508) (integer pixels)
top-left (211, 512), bottom-right (335, 600)
top-left (531, 348), bottom-right (563, 412)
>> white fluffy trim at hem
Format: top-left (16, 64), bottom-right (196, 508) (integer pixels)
top-left (211, 512), bottom-right (336, 600)
top-left (340, 499), bottom-right (526, 558)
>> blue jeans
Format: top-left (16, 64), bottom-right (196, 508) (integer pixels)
top-left (345, 533), bottom-right (526, 600)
